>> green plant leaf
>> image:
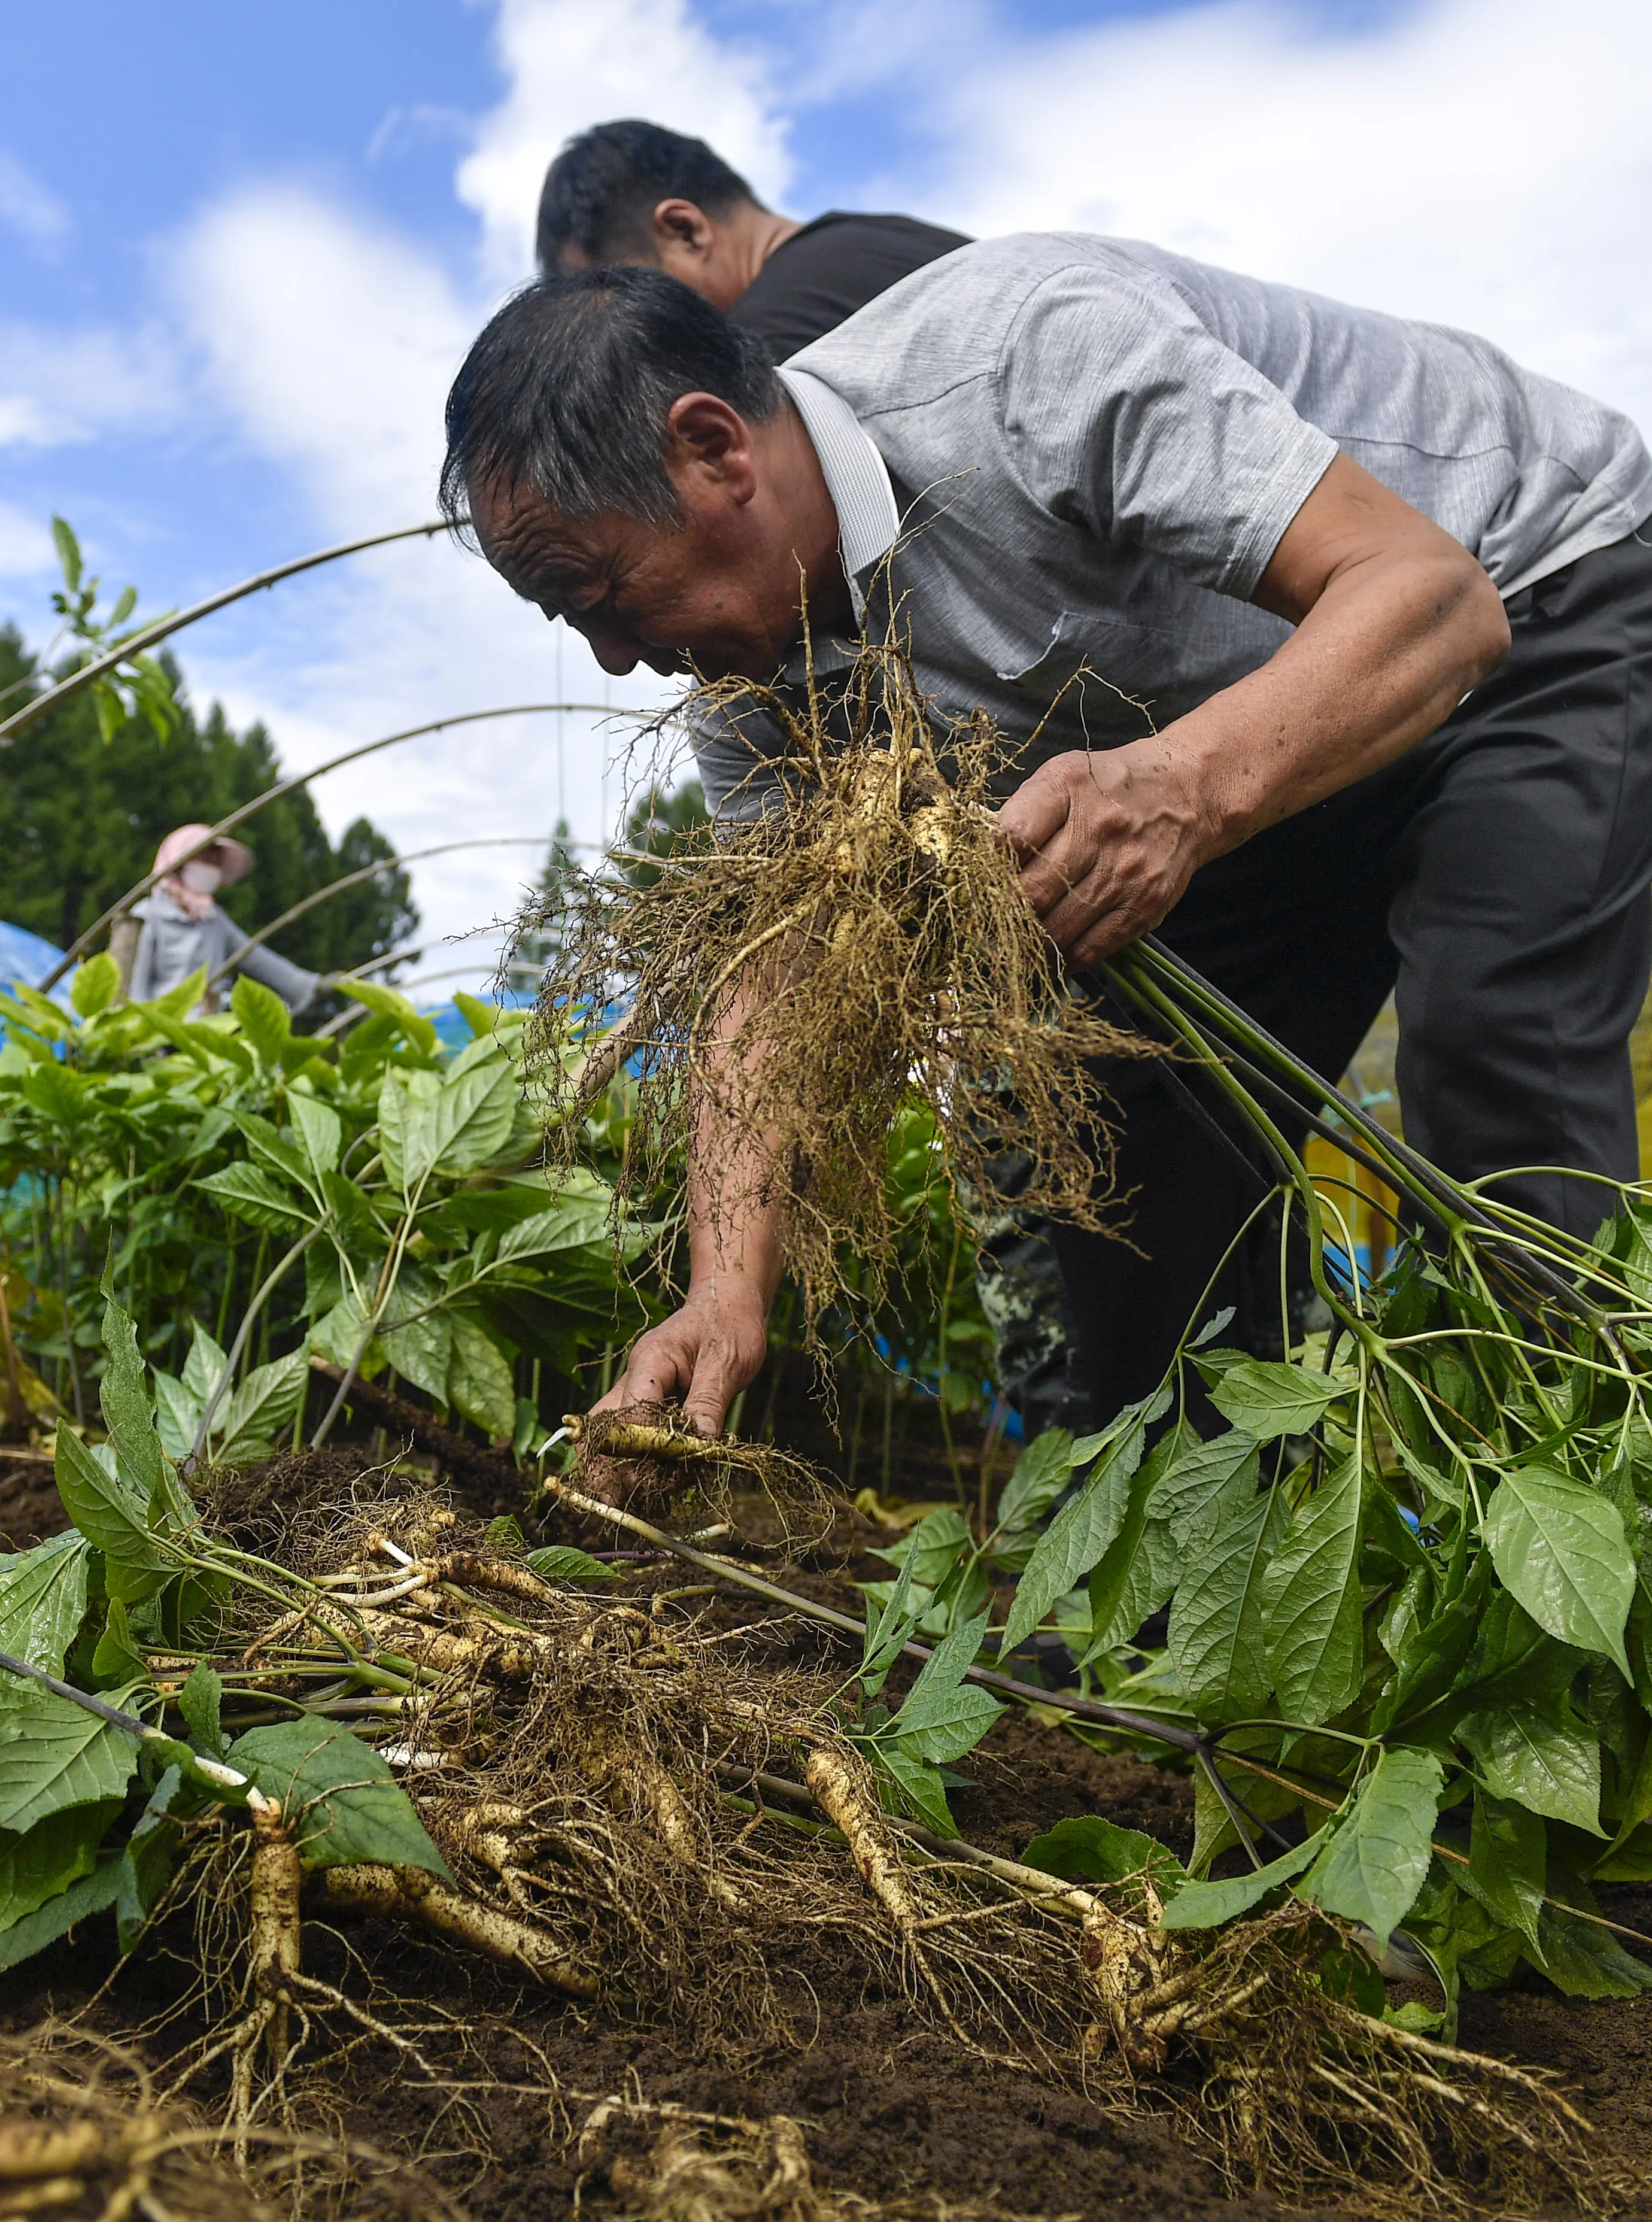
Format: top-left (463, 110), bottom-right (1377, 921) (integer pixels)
top-left (287, 1091), bottom-right (342, 1180)
top-left (995, 1429), bottom-right (1079, 1537)
top-left (0, 1532), bottom-right (92, 1674)
top-left (1466, 1789), bottom-right (1544, 1949)
top-left (867, 1507), bottom-right (973, 1586)
top-left (1000, 1391), bottom-right (1169, 1656)
top-left (229, 976), bottom-right (291, 1066)
top-left (69, 954), bottom-right (120, 1019)
top-left (375, 1288), bottom-right (453, 1405)
top-left (861, 1529), bottom-right (924, 1696)
top-left (1148, 1429), bottom-right (1260, 1550)
top-left (1168, 1487), bottom-right (1287, 1725)
top-left (866, 1739), bottom-right (958, 1838)
top-left (51, 514), bottom-right (82, 590)
top-left (116, 1765), bottom-right (187, 1953)
top-left (194, 1162), bottom-right (310, 1233)
top-left (54, 1428), bottom-right (167, 1579)
top-left (1021, 1813), bottom-right (1186, 1893)
top-left (216, 1344), bottom-right (310, 1466)
top-left (1080, 1426), bottom-right (1183, 1668)
top-left (432, 1051), bottom-right (520, 1174)
top-left (179, 1663), bottom-right (226, 1758)
top-left (447, 1314), bottom-right (517, 1440)
top-left (0, 1800), bottom-right (120, 1941)
top-left (227, 1717), bottom-right (450, 1875)
top-left (524, 1546), bottom-right (619, 1584)
top-left (150, 1373), bottom-right (201, 1465)
top-left (1262, 1456), bottom-right (1364, 1725)
top-left (496, 1199), bottom-right (613, 1264)
top-left (91, 1598), bottom-right (145, 1685)
top-left (181, 1322), bottom-right (229, 1406)
top-left (0, 1682), bottom-right (146, 1834)
top-left (98, 1297), bottom-right (170, 1515)
top-left (347, 978), bottom-right (438, 1055)
top-left (1298, 1747), bottom-right (1444, 1946)
top-left (1204, 1358), bottom-right (1346, 1442)
top-left (1161, 1832), bottom-right (1323, 1929)
top-left (1481, 1467), bottom-right (1634, 1677)
top-left (885, 1611), bottom-right (1003, 1764)
top-left (1529, 1895), bottom-right (1652, 1998)
top-left (1459, 1705), bottom-right (1604, 1834)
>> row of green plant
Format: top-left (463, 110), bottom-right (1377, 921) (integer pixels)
top-left (0, 957), bottom-right (648, 1446)
top-left (857, 939), bottom-right (1652, 2024)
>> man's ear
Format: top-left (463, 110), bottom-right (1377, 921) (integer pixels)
top-left (665, 393), bottom-right (758, 505)
top-left (651, 198), bottom-right (716, 259)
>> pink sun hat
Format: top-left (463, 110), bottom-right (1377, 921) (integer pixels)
top-left (153, 824), bottom-right (253, 886)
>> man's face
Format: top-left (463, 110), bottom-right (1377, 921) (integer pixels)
top-left (471, 400), bottom-right (821, 682)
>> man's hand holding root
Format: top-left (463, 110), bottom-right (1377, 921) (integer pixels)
top-left (593, 1277), bottom-right (772, 1444)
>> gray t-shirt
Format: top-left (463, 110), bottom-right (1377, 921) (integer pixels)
top-left (694, 232), bottom-right (1652, 816)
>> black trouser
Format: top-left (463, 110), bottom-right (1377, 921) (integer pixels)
top-left (1047, 526), bottom-right (1652, 1427)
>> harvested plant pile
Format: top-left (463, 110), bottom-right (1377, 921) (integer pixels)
top-left (0, 1305), bottom-right (1629, 2218)
top-left (523, 642), bottom-right (1145, 1333)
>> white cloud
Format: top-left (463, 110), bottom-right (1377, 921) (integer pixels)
top-left (456, 0), bottom-right (792, 284)
top-left (937, 0), bottom-right (1652, 432)
top-left (159, 180), bottom-right (669, 990)
top-left (0, 322), bottom-right (180, 448)
top-left (0, 150), bottom-right (69, 256)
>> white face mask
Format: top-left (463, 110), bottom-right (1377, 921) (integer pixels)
top-left (179, 860), bottom-right (221, 896)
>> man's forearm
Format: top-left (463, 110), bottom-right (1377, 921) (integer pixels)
top-left (1169, 536), bottom-right (1508, 859)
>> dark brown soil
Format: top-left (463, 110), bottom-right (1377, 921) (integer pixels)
top-left (4, 1426), bottom-right (1652, 2221)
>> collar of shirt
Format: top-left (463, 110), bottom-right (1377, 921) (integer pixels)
top-left (776, 363), bottom-right (898, 624)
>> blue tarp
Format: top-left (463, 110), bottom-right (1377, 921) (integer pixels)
top-left (0, 921), bottom-right (69, 1001)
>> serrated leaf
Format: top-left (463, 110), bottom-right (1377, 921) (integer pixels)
top-left (98, 1298), bottom-right (169, 1513)
top-left (496, 1198), bottom-right (612, 1263)
top-left (447, 1315), bottom-right (516, 1440)
top-left (866, 1738), bottom-right (959, 1837)
top-left (1298, 1747), bottom-right (1444, 1946)
top-left (116, 1763), bottom-right (187, 1952)
top-left (432, 1051), bottom-right (520, 1173)
top-left (54, 1428), bottom-right (166, 1577)
top-left (1205, 1358), bottom-right (1346, 1441)
top-left (69, 953), bottom-right (119, 1019)
top-left (150, 1373), bottom-right (200, 1464)
top-left (0, 1801), bottom-right (120, 1942)
top-left (886, 1613), bottom-right (1003, 1763)
top-left (1530, 1896), bottom-right (1652, 1998)
top-left (217, 1344), bottom-right (309, 1465)
top-left (1161, 1831), bottom-right (1322, 1930)
top-left (287, 1091), bottom-right (342, 1180)
top-left (193, 1162), bottom-right (309, 1232)
top-left (1459, 1705), bottom-right (1604, 1834)
top-left (1001, 1391), bottom-right (1168, 1656)
top-left (0, 1532), bottom-right (92, 1674)
top-left (229, 975), bottom-right (291, 1065)
top-left (1167, 1488), bottom-right (1286, 1725)
top-left (524, 1546), bottom-right (619, 1584)
top-left (1466, 1789), bottom-right (1544, 1949)
top-left (1022, 1814), bottom-right (1186, 1893)
top-left (1148, 1430), bottom-right (1259, 1549)
top-left (229, 1110), bottom-right (310, 1188)
top-left (1262, 1456), bottom-right (1364, 1725)
top-left (182, 1321), bottom-right (229, 1406)
top-left (346, 977), bottom-right (438, 1054)
top-left (1080, 1425), bottom-right (1182, 1666)
top-left (1482, 1467), bottom-right (1634, 1677)
top-left (995, 1429), bottom-right (1079, 1537)
top-left (0, 1683), bottom-right (146, 1833)
top-left (227, 1717), bottom-right (449, 1875)
top-left (868, 1506), bottom-right (973, 1585)
top-left (862, 1529), bottom-right (924, 1695)
top-left (179, 1663), bottom-right (226, 1758)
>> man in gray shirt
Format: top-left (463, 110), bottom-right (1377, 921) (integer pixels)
top-left (441, 238), bottom-right (1652, 1434)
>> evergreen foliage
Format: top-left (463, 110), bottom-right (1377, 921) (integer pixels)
top-left (0, 624), bottom-right (415, 981)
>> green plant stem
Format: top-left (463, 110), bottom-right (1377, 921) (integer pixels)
top-left (187, 1222), bottom-right (325, 1462)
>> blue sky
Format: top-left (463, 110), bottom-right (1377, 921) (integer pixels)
top-left (2, 0), bottom-right (1647, 990)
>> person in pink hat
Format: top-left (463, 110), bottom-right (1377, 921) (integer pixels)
top-left (129, 825), bottom-right (322, 1015)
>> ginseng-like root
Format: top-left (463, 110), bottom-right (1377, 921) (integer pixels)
top-left (801, 1746), bottom-right (922, 1933)
top-left (311, 1862), bottom-right (597, 1996)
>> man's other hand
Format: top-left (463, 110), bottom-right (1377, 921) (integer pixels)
top-left (998, 742), bottom-right (1208, 967)
top-left (590, 1285), bottom-right (770, 1447)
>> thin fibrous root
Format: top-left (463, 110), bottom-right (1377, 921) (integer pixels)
top-left (310, 1860), bottom-right (599, 1997)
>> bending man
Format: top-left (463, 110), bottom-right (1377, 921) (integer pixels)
top-left (441, 242), bottom-right (1652, 1435)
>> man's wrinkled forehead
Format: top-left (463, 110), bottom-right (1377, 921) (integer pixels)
top-left (473, 477), bottom-right (608, 605)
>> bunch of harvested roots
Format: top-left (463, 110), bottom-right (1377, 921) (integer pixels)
top-left (136, 1471), bottom-right (1623, 2217)
top-left (521, 639), bottom-right (1146, 1337)
top-left (0, 2027), bottom-right (461, 2222)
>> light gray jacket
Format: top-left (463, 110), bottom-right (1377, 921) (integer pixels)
top-left (129, 893), bottom-right (321, 1014)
